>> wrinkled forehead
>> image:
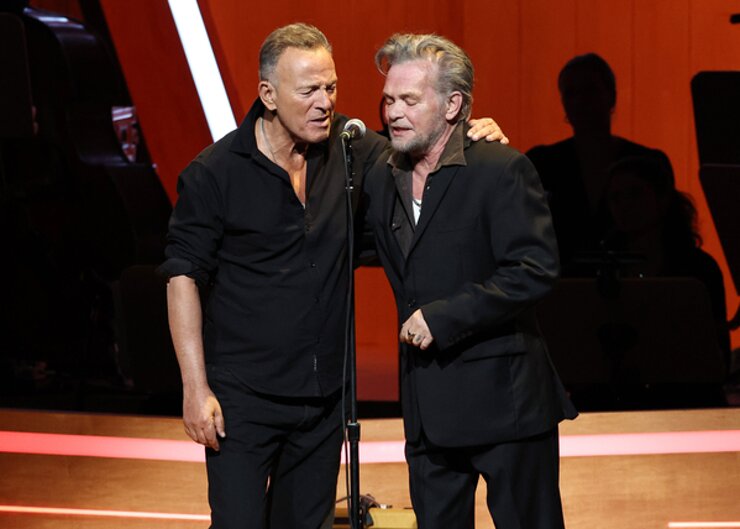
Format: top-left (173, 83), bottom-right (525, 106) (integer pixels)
top-left (273, 46), bottom-right (336, 83)
top-left (384, 59), bottom-right (439, 93)
top-left (274, 46), bottom-right (334, 70)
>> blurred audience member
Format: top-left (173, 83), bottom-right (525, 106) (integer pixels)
top-left (604, 155), bottom-right (731, 375)
top-left (527, 53), bottom-right (672, 275)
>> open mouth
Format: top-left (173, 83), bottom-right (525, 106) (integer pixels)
top-left (310, 116), bottom-right (331, 127)
top-left (391, 126), bottom-right (412, 137)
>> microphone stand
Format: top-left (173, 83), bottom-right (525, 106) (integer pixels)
top-left (341, 132), bottom-right (362, 529)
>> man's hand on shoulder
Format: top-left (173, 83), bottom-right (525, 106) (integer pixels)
top-left (467, 117), bottom-right (509, 144)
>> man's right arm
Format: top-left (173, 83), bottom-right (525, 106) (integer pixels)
top-left (167, 275), bottom-right (225, 451)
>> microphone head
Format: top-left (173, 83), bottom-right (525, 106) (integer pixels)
top-left (343, 118), bottom-right (367, 139)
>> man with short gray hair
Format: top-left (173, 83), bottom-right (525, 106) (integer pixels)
top-left (363, 33), bottom-right (577, 528)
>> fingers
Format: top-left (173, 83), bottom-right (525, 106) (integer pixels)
top-left (410, 332), bottom-right (433, 350)
top-left (184, 417), bottom-right (220, 450)
top-left (399, 325), bottom-right (417, 345)
top-left (400, 310), bottom-right (434, 349)
top-left (202, 419), bottom-right (221, 451)
top-left (466, 118), bottom-right (509, 144)
top-left (474, 128), bottom-right (509, 144)
top-left (419, 335), bottom-right (434, 350)
top-left (183, 394), bottom-right (226, 451)
top-left (214, 408), bottom-right (226, 439)
top-left (399, 327), bottom-right (434, 350)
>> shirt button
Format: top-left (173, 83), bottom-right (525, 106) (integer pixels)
top-left (310, 262), bottom-right (316, 268)
top-left (407, 299), bottom-right (415, 307)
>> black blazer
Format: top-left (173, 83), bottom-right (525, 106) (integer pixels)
top-left (362, 133), bottom-right (577, 447)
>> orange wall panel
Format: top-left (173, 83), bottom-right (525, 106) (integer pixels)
top-left (355, 268), bottom-right (399, 401)
top-left (519, 0), bottom-right (578, 148)
top-left (574, 0), bottom-right (635, 136)
top-left (462, 0), bottom-right (523, 143)
top-left (633, 0), bottom-right (692, 185)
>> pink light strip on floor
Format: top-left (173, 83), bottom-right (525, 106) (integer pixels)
top-left (1, 430), bottom-right (739, 463)
top-left (0, 431), bottom-right (204, 462)
top-left (0, 505), bottom-right (209, 521)
top-left (668, 523), bottom-right (740, 528)
top-left (356, 440), bottom-right (405, 463)
top-left (559, 430), bottom-right (740, 457)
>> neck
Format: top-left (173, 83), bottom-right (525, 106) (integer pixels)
top-left (573, 123), bottom-right (612, 143)
top-left (260, 112), bottom-right (307, 165)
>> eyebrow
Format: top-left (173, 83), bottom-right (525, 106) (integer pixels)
top-left (383, 90), bottom-right (421, 100)
top-left (298, 78), bottom-right (338, 89)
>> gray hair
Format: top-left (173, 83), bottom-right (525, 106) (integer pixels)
top-left (375, 33), bottom-right (474, 121)
top-left (259, 23), bottom-right (332, 82)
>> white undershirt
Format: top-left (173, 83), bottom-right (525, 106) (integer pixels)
top-left (412, 197), bottom-right (422, 224)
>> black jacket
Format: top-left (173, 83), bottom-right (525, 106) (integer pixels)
top-left (362, 128), bottom-right (577, 446)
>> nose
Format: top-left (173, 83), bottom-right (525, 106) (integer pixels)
top-left (315, 88), bottom-right (334, 111)
top-left (386, 101), bottom-right (402, 121)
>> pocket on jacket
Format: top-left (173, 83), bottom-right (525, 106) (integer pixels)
top-left (460, 332), bottom-right (527, 362)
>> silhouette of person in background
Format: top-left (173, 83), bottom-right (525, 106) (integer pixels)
top-left (527, 53), bottom-right (672, 275)
top-left (603, 155), bottom-right (731, 380)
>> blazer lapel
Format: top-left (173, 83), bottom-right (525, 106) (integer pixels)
top-left (407, 166), bottom-right (458, 256)
top-left (389, 169), bottom-right (415, 260)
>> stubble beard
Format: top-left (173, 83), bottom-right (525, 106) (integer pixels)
top-left (390, 111), bottom-right (448, 157)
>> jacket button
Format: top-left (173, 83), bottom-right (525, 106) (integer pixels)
top-left (407, 299), bottom-right (415, 308)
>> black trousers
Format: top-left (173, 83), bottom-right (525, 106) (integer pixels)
top-left (206, 364), bottom-right (344, 529)
top-left (406, 427), bottom-right (565, 529)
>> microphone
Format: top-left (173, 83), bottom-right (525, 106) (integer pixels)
top-left (340, 118), bottom-right (366, 141)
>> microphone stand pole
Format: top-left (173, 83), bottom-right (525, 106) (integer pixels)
top-left (341, 134), bottom-right (362, 529)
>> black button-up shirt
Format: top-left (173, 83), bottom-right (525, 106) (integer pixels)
top-left (160, 99), bottom-right (386, 397)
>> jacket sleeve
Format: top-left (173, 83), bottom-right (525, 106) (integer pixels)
top-left (420, 152), bottom-right (560, 350)
top-left (355, 131), bottom-right (392, 266)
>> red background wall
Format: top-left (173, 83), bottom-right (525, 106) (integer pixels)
top-left (36, 0), bottom-right (740, 399)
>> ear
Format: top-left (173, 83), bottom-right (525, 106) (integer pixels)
top-left (444, 91), bottom-right (463, 121)
top-left (259, 80), bottom-right (277, 111)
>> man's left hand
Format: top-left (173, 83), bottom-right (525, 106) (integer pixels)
top-left (400, 309), bottom-right (435, 350)
top-left (467, 118), bottom-right (509, 144)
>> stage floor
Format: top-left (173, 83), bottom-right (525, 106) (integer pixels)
top-left (1, 408), bottom-right (739, 528)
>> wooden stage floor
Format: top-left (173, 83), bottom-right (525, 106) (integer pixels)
top-left (1, 408), bottom-right (739, 528)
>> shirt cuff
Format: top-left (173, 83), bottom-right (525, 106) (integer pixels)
top-left (157, 257), bottom-right (211, 286)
